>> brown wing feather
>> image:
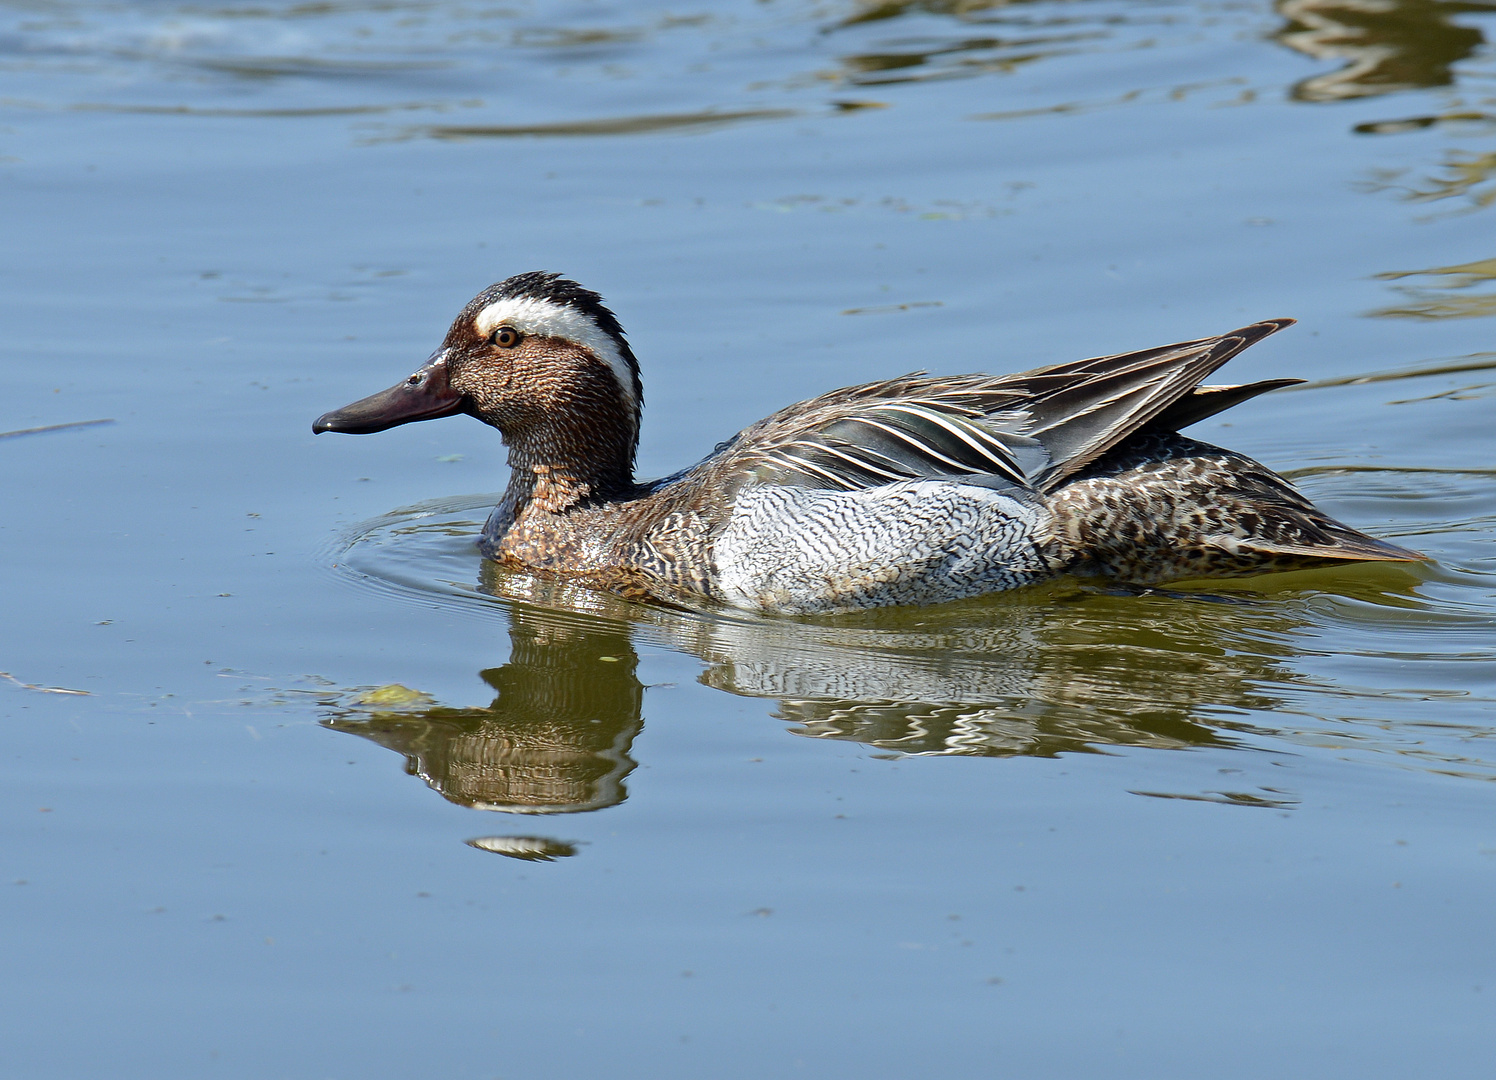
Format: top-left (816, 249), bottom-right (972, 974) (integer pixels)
top-left (701, 319), bottom-right (1297, 494)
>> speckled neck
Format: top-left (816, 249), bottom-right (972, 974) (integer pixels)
top-left (478, 399), bottom-right (639, 559)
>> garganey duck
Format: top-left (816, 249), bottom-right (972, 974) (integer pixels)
top-left (314, 272), bottom-right (1423, 613)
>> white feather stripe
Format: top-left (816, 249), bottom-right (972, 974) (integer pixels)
top-left (827, 442), bottom-right (925, 477)
top-left (763, 452), bottom-right (858, 489)
top-left (797, 443), bottom-right (915, 482)
top-left (849, 416), bottom-right (1007, 477)
top-left (871, 404), bottom-right (1025, 475)
top-left (474, 295), bottom-right (637, 408)
top-left (923, 410), bottom-right (1024, 456)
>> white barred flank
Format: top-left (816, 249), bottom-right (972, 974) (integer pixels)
top-left (712, 480), bottom-right (1052, 614)
top-left (474, 295), bottom-right (638, 410)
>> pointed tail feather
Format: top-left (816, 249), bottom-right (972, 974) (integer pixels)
top-left (1027, 319), bottom-right (1296, 491)
top-left (1149, 378), bottom-right (1305, 433)
top-left (1247, 531), bottom-right (1426, 563)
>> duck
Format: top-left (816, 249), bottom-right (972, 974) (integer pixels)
top-left (313, 271), bottom-right (1424, 614)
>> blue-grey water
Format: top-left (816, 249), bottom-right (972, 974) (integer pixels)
top-left (4, 0), bottom-right (1495, 1075)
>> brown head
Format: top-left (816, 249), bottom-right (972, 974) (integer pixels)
top-left (313, 272), bottom-right (644, 496)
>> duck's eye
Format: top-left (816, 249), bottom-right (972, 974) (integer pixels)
top-left (490, 326), bottom-right (522, 348)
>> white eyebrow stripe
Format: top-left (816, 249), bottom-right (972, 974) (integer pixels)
top-left (474, 295), bottom-right (636, 409)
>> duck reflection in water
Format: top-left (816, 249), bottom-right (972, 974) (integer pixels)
top-left (318, 559), bottom-right (1409, 814)
top-left (655, 583), bottom-right (1288, 761)
top-left (324, 605), bottom-right (642, 815)
top-left (1274, 0), bottom-right (1488, 102)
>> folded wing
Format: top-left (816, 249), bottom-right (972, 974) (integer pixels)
top-left (719, 319), bottom-right (1297, 495)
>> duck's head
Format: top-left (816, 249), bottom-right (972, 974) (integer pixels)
top-left (313, 272), bottom-right (643, 459)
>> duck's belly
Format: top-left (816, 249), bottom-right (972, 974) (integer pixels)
top-left (711, 481), bottom-right (1053, 614)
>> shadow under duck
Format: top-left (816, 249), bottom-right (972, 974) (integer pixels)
top-left (313, 272), bottom-right (1423, 614)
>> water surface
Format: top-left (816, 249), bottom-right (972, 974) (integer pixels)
top-left (4, 0), bottom-right (1496, 1075)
